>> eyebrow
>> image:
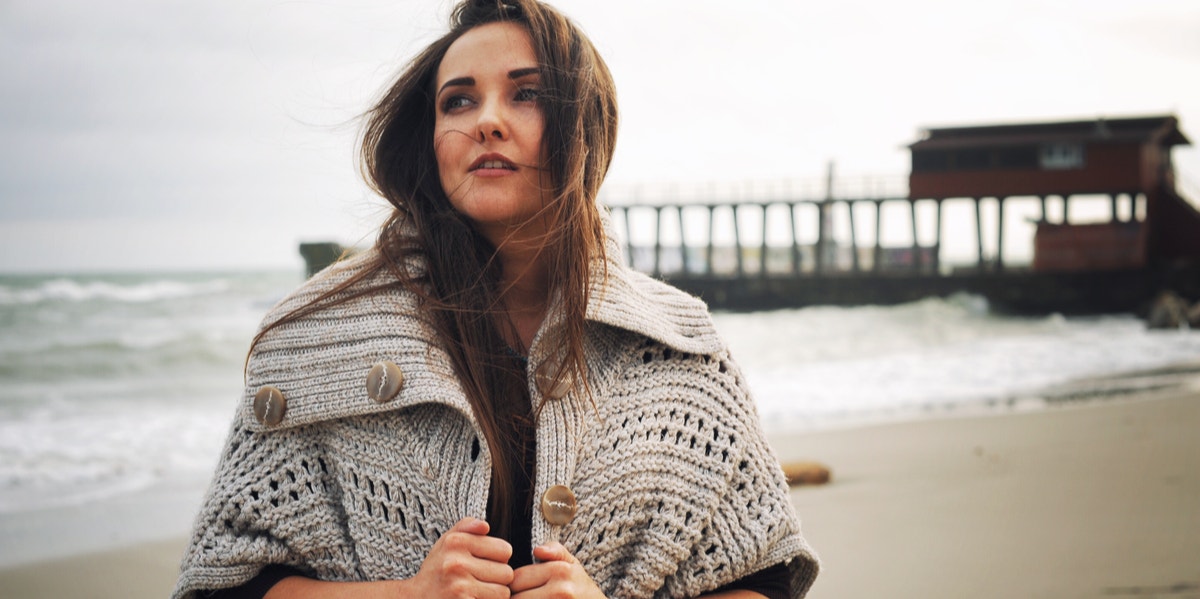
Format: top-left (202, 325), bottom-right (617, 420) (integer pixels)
top-left (437, 67), bottom-right (542, 96)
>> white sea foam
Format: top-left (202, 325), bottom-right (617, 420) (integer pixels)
top-left (713, 296), bottom-right (1200, 431)
top-left (0, 400), bottom-right (231, 513)
top-left (0, 278), bottom-right (230, 305)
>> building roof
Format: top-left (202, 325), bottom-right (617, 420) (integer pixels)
top-left (908, 115), bottom-right (1190, 151)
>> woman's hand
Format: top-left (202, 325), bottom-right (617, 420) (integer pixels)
top-left (510, 542), bottom-right (607, 599)
top-left (402, 517), bottom-right (516, 599)
top-left (263, 518), bottom-right (513, 599)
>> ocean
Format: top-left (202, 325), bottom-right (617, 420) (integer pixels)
top-left (1, 270), bottom-right (1198, 565)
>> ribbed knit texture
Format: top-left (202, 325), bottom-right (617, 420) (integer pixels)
top-left (172, 233), bottom-right (818, 599)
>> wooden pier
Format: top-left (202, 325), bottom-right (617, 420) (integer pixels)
top-left (606, 197), bottom-right (1196, 314)
top-left (603, 115), bottom-right (1200, 314)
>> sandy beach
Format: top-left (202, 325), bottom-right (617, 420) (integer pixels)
top-left (785, 376), bottom-right (1200, 599)
top-left (2, 376), bottom-right (1197, 598)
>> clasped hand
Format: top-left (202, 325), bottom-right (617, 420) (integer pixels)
top-left (407, 517), bottom-right (606, 599)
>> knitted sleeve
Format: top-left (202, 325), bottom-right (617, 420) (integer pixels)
top-left (170, 411), bottom-right (357, 599)
top-left (666, 351), bottom-right (818, 598)
top-left (570, 339), bottom-right (818, 599)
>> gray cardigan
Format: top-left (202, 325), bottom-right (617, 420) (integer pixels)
top-left (173, 236), bottom-right (818, 599)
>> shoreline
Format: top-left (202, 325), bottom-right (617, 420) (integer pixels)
top-left (1, 370), bottom-right (1197, 598)
top-left (0, 476), bottom-right (207, 569)
top-left (760, 358), bottom-right (1200, 437)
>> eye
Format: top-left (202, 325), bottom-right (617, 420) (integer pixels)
top-left (514, 86), bottom-right (540, 103)
top-left (441, 95), bottom-right (473, 113)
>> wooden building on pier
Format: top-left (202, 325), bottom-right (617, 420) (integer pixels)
top-left (908, 115), bottom-right (1195, 273)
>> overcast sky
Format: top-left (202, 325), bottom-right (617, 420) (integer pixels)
top-left (1, 0), bottom-right (1198, 273)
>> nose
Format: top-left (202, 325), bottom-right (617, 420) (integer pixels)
top-left (476, 96), bottom-right (509, 143)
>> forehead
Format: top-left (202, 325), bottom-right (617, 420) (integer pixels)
top-left (437, 21), bottom-right (538, 84)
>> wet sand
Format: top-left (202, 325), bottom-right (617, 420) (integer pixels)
top-left (0, 537), bottom-right (187, 598)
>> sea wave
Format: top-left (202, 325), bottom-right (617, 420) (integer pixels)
top-left (0, 269), bottom-right (294, 514)
top-left (0, 404), bottom-right (229, 513)
top-left (726, 305), bottom-right (1200, 431)
top-left (0, 333), bottom-right (247, 382)
top-left (712, 292), bottom-right (1059, 367)
top-left (0, 278), bottom-right (231, 305)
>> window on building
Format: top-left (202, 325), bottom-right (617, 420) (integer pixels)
top-left (912, 150), bottom-right (949, 172)
top-left (993, 146), bottom-right (1039, 169)
top-left (1039, 143), bottom-right (1085, 170)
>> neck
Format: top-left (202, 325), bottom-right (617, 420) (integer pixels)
top-left (492, 238), bottom-right (551, 353)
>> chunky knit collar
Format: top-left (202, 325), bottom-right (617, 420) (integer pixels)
top-left (241, 213), bottom-right (725, 433)
top-left (583, 221), bottom-right (725, 356)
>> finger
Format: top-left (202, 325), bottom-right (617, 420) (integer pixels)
top-left (469, 557), bottom-right (516, 586)
top-left (439, 525), bottom-right (513, 564)
top-left (444, 517), bottom-right (512, 562)
top-left (531, 542), bottom-right (574, 563)
top-left (510, 562), bottom-right (552, 593)
top-left (475, 581), bottom-right (516, 599)
top-left (449, 517), bottom-right (490, 536)
top-left (467, 534), bottom-right (514, 564)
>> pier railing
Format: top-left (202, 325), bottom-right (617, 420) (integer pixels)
top-left (601, 175), bottom-right (942, 280)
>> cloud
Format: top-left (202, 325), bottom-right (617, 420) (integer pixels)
top-left (1, 0), bottom-right (1198, 272)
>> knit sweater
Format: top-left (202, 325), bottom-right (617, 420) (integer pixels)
top-left (172, 233), bottom-right (819, 599)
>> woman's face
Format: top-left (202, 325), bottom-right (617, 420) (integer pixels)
top-left (434, 21), bottom-right (549, 245)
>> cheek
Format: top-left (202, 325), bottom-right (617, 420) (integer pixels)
top-left (433, 126), bottom-right (464, 180)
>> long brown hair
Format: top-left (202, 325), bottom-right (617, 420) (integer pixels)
top-left (252, 0), bottom-right (618, 539)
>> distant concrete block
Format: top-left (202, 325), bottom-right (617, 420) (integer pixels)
top-left (1147, 290), bottom-right (1191, 329)
top-left (299, 242), bottom-right (344, 278)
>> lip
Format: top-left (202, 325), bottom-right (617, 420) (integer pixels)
top-left (468, 152), bottom-right (518, 173)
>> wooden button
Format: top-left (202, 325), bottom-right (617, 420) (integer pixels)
top-left (535, 361), bottom-right (572, 400)
top-left (253, 386), bottom-right (286, 426)
top-left (540, 485), bottom-right (578, 526)
top-left (366, 361), bottom-right (404, 403)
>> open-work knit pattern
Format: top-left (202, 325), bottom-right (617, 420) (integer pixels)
top-left (566, 338), bottom-right (815, 598)
top-left (172, 246), bottom-right (818, 598)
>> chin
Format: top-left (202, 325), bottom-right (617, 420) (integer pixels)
top-left (453, 191), bottom-right (543, 225)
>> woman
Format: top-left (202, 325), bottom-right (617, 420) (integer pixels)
top-left (172, 1), bottom-right (818, 597)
